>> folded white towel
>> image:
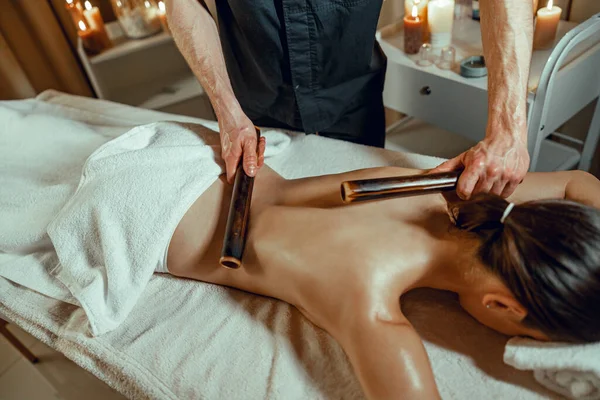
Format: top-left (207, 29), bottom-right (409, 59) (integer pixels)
top-left (504, 338), bottom-right (600, 399)
top-left (47, 121), bottom-right (291, 336)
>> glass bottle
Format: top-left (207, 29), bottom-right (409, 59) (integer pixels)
top-left (110, 0), bottom-right (162, 39)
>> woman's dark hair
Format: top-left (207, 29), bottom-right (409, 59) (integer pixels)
top-left (450, 193), bottom-right (600, 343)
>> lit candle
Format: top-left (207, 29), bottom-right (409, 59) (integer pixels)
top-left (533, 0), bottom-right (562, 50)
top-left (405, 0), bottom-right (429, 42)
top-left (65, 0), bottom-right (85, 28)
top-left (428, 0), bottom-right (455, 49)
top-left (404, 5), bottom-right (424, 54)
top-left (77, 19), bottom-right (104, 55)
top-left (157, 1), bottom-right (170, 34)
top-left (83, 1), bottom-right (112, 49)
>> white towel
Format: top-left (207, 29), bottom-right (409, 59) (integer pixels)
top-left (0, 100), bottom-right (107, 253)
top-left (0, 92), bottom-right (221, 303)
top-left (46, 121), bottom-right (291, 336)
top-left (504, 338), bottom-right (600, 399)
top-left (0, 100), bottom-right (113, 303)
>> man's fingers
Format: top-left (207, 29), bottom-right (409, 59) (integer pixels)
top-left (490, 180), bottom-right (506, 196)
top-left (493, 168), bottom-right (524, 198)
top-left (242, 137), bottom-right (258, 177)
top-left (472, 176), bottom-right (495, 197)
top-left (456, 169), bottom-right (480, 200)
top-left (500, 180), bottom-right (520, 198)
top-left (224, 153), bottom-right (240, 183)
top-left (257, 137), bottom-right (266, 168)
top-left (224, 138), bottom-right (244, 183)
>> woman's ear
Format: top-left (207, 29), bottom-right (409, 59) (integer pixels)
top-left (442, 191), bottom-right (463, 222)
top-left (482, 293), bottom-right (527, 321)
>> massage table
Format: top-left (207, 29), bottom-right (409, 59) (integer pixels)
top-left (0, 90), bottom-right (563, 399)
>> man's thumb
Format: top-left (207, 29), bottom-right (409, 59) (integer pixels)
top-left (430, 156), bottom-right (463, 173)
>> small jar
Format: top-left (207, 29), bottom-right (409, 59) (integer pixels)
top-left (110, 0), bottom-right (162, 39)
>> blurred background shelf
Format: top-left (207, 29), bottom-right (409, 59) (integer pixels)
top-left (88, 28), bottom-right (173, 65)
top-left (77, 21), bottom-right (215, 120)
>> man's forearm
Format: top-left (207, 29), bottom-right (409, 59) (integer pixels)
top-left (480, 0), bottom-right (534, 142)
top-left (165, 0), bottom-right (243, 122)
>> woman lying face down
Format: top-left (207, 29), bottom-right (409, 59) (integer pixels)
top-left (447, 192), bottom-right (600, 344)
top-left (165, 165), bottom-right (600, 399)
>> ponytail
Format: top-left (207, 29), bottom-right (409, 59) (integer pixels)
top-left (451, 193), bottom-right (600, 343)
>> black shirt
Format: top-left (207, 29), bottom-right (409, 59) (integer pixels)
top-left (216, 0), bottom-right (387, 147)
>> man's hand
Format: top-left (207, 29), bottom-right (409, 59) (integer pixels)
top-left (218, 113), bottom-right (266, 183)
top-left (432, 134), bottom-right (529, 199)
top-left (433, 0), bottom-right (534, 200)
top-left (166, 0), bottom-right (265, 183)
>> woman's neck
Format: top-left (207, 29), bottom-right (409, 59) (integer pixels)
top-left (413, 230), bottom-right (486, 294)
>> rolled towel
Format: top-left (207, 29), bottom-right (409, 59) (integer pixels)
top-left (47, 122), bottom-right (291, 336)
top-left (504, 337), bottom-right (600, 399)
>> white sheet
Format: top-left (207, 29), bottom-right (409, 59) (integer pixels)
top-left (0, 90), bottom-right (560, 400)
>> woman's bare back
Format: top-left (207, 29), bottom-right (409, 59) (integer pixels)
top-left (166, 165), bottom-right (451, 333)
top-left (165, 164), bottom-right (599, 399)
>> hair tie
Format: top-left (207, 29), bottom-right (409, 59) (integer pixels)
top-left (500, 202), bottom-right (515, 224)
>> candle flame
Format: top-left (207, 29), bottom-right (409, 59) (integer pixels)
top-left (78, 20), bottom-right (87, 31)
top-left (144, 0), bottom-right (151, 8)
top-left (66, 0), bottom-right (74, 4)
top-left (84, 1), bottom-right (92, 11)
top-left (158, 1), bottom-right (166, 12)
top-left (116, 0), bottom-right (122, 7)
top-left (547, 0), bottom-right (553, 9)
top-left (411, 5), bottom-right (419, 19)
top-left (414, 0), bottom-right (421, 4)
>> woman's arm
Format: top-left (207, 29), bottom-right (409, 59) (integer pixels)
top-left (342, 317), bottom-right (441, 400)
top-left (280, 166), bottom-right (425, 208)
top-left (280, 164), bottom-right (600, 210)
top-left (563, 171), bottom-right (600, 208)
top-left (508, 170), bottom-right (600, 208)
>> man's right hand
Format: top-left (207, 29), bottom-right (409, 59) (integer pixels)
top-left (218, 113), bottom-right (266, 183)
top-left (165, 0), bottom-right (266, 183)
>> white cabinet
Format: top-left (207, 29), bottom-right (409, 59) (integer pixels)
top-left (379, 17), bottom-right (600, 171)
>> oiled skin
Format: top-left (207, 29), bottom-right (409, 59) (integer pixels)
top-left (167, 165), bottom-right (599, 399)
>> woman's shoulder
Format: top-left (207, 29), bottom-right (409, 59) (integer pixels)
top-left (509, 170), bottom-right (600, 207)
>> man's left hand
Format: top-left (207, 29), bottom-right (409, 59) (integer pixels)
top-left (431, 133), bottom-right (530, 200)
